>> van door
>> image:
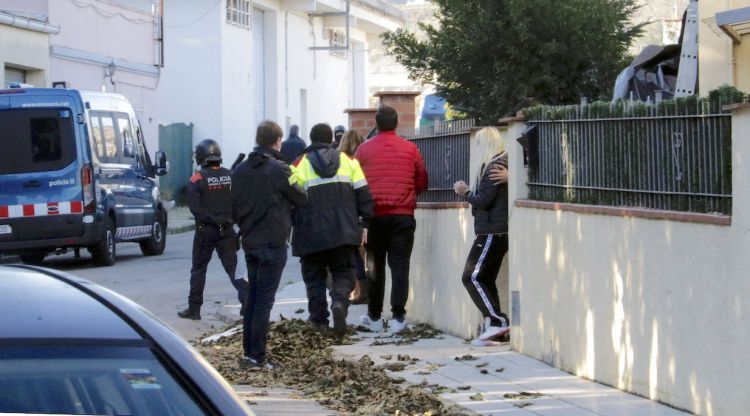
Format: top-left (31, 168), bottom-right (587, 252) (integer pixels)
top-left (89, 111), bottom-right (148, 240)
top-left (114, 113), bottom-right (155, 232)
top-left (0, 107), bottom-right (84, 241)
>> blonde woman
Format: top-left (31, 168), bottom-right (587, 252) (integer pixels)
top-left (339, 129), bottom-right (368, 303)
top-left (453, 127), bottom-right (509, 343)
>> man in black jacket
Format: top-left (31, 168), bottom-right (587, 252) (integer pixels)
top-left (232, 121), bottom-right (307, 369)
top-left (292, 123), bottom-right (373, 336)
top-left (280, 124), bottom-right (305, 163)
top-left (178, 139), bottom-right (249, 321)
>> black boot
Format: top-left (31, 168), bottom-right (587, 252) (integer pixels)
top-left (178, 305), bottom-right (201, 320)
top-left (331, 301), bottom-right (348, 337)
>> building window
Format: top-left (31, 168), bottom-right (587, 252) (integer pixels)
top-left (4, 66), bottom-right (27, 88)
top-left (328, 29), bottom-right (347, 59)
top-left (226, 0), bottom-right (251, 29)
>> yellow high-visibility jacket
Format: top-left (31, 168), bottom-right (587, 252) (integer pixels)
top-left (291, 144), bottom-right (373, 257)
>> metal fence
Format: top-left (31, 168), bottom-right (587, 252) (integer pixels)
top-left (528, 107), bottom-right (732, 215)
top-left (402, 119), bottom-right (476, 203)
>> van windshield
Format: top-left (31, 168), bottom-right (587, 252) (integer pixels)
top-left (0, 108), bottom-right (77, 175)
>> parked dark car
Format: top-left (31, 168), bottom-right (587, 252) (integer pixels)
top-left (0, 265), bottom-right (253, 415)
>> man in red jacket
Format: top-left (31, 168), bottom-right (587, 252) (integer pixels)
top-left (355, 105), bottom-right (428, 332)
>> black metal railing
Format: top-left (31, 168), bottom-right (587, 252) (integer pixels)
top-left (401, 119), bottom-right (476, 203)
top-left (527, 103), bottom-right (732, 215)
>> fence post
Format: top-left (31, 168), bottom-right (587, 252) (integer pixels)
top-left (506, 120), bottom-right (529, 203)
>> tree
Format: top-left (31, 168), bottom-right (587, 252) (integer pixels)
top-left (382, 0), bottom-right (644, 122)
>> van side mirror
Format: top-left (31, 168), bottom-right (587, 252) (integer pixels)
top-left (154, 151), bottom-right (168, 176)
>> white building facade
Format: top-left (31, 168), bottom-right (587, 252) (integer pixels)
top-left (2, 0), bottom-right (162, 151)
top-left (0, 9), bottom-right (55, 89)
top-left (158, 0), bottom-right (404, 161)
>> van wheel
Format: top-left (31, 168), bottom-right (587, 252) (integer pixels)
top-left (20, 252), bottom-right (46, 265)
top-left (140, 212), bottom-right (166, 256)
top-left (90, 217), bottom-right (116, 267)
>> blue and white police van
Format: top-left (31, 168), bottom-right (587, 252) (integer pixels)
top-left (0, 87), bottom-right (169, 266)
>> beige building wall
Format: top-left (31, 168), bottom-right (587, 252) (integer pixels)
top-left (0, 22), bottom-right (50, 88)
top-left (699, 0), bottom-right (750, 93)
top-left (505, 108), bottom-right (750, 415)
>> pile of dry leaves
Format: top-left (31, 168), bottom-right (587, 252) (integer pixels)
top-left (196, 318), bottom-right (467, 415)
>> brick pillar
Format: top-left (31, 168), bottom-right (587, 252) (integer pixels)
top-left (344, 108), bottom-right (378, 138)
top-left (374, 91), bottom-right (421, 131)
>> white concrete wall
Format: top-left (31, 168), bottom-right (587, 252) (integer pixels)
top-left (0, 23), bottom-right (50, 87)
top-left (159, 0), bottom-right (390, 160)
top-left (399, 207), bottom-right (510, 339)
top-left (506, 109), bottom-right (750, 415)
top-left (158, 0), bottom-right (222, 158)
top-left (46, 0), bottom-right (161, 151)
top-left (219, 5), bottom-right (255, 162)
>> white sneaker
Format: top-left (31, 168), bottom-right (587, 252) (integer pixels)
top-left (479, 318), bottom-right (510, 341)
top-left (388, 319), bottom-right (407, 333)
top-left (482, 317), bottom-right (491, 332)
top-left (359, 315), bottom-right (384, 331)
top-left (470, 339), bottom-right (504, 347)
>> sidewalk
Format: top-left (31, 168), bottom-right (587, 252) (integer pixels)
top-left (260, 281), bottom-right (690, 416)
top-left (166, 205), bottom-right (195, 234)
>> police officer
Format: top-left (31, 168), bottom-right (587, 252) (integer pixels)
top-left (178, 139), bottom-right (249, 320)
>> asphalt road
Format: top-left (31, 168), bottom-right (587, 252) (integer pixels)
top-left (1, 231), bottom-right (303, 341)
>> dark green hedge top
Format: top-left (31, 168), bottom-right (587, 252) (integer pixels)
top-left (523, 85), bottom-right (747, 121)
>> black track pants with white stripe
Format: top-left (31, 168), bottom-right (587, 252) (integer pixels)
top-left (461, 234), bottom-right (509, 327)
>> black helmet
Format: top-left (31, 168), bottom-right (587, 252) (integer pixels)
top-left (195, 139), bottom-right (222, 167)
top-left (334, 125), bottom-right (346, 142)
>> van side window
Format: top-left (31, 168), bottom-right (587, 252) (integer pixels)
top-left (90, 112), bottom-right (118, 163)
top-left (101, 115), bottom-right (118, 160)
top-left (89, 115), bottom-right (104, 160)
top-left (115, 114), bottom-right (135, 162)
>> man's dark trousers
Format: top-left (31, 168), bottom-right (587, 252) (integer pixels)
top-left (365, 215), bottom-right (416, 321)
top-left (243, 246), bottom-right (287, 362)
top-left (301, 246), bottom-right (357, 325)
top-left (189, 225), bottom-right (249, 308)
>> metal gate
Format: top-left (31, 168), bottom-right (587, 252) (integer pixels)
top-left (158, 123), bottom-right (193, 205)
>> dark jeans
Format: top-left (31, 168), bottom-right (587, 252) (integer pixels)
top-left (243, 246), bottom-right (287, 362)
top-left (461, 234), bottom-right (509, 327)
top-left (354, 249), bottom-right (366, 281)
top-left (301, 246), bottom-right (356, 324)
top-left (366, 215), bottom-right (416, 321)
top-left (189, 225), bottom-right (248, 307)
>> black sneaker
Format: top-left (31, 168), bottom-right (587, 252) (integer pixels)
top-left (331, 301), bottom-right (348, 337)
top-left (177, 306), bottom-right (201, 320)
top-left (241, 356), bottom-right (276, 370)
top-left (310, 321), bottom-right (330, 334)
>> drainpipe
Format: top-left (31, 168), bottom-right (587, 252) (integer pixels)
top-left (0, 11), bottom-right (60, 34)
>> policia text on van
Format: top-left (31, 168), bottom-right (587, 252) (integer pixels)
top-left (0, 87), bottom-right (169, 266)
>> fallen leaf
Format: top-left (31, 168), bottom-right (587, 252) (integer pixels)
top-left (469, 393), bottom-right (484, 401)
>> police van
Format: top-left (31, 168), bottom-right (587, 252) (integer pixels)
top-left (0, 87), bottom-right (169, 266)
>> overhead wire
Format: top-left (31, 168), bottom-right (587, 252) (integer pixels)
top-left (165, 0), bottom-right (221, 28)
top-left (68, 0), bottom-right (155, 24)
